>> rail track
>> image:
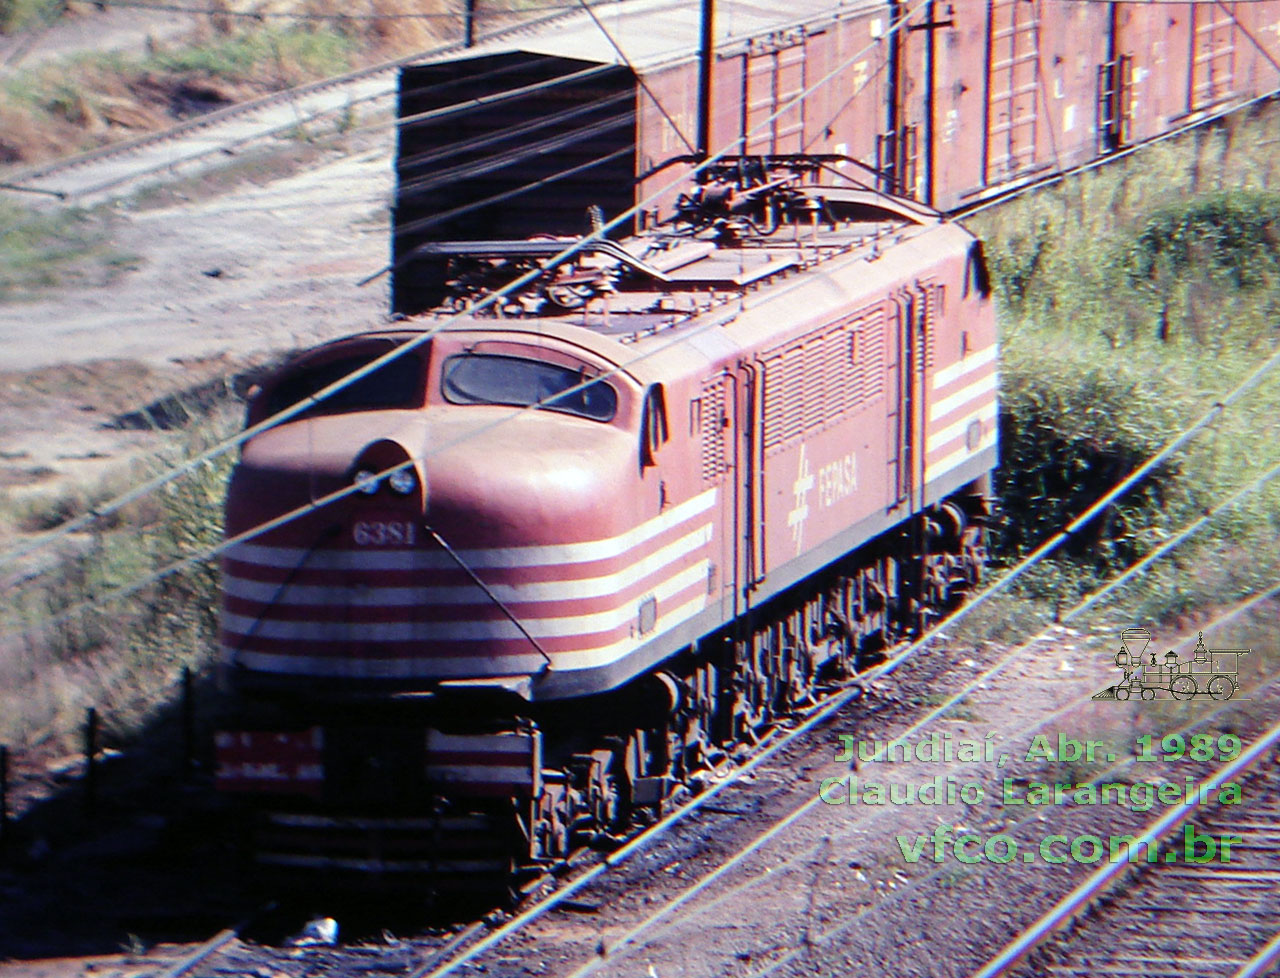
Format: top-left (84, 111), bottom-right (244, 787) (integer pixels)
top-left (977, 719), bottom-right (1280, 978)
top-left (115, 606), bottom-right (1001, 978)
top-left (0, 4), bottom-right (581, 204)
top-left (148, 613), bottom-right (1115, 978)
top-left (390, 602), bottom-right (1280, 978)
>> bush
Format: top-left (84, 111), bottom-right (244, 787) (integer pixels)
top-left (993, 329), bottom-right (1196, 571)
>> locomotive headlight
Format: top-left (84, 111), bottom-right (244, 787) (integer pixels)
top-left (353, 469), bottom-right (381, 494)
top-left (388, 467), bottom-right (418, 495)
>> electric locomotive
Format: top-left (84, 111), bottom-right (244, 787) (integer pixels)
top-left (215, 157), bottom-right (997, 881)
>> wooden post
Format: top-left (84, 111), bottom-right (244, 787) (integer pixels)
top-left (84, 708), bottom-right (97, 820)
top-left (465, 0), bottom-right (476, 47)
top-left (182, 666), bottom-right (195, 773)
top-left (0, 745), bottom-right (8, 855)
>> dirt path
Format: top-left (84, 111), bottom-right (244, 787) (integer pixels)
top-left (0, 134), bottom-right (392, 497)
top-left (1, 4), bottom-right (200, 75)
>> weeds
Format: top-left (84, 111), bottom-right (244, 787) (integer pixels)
top-left (0, 395), bottom-right (237, 752)
top-left (966, 100), bottom-right (1280, 633)
top-left (0, 0), bottom-right (450, 166)
top-left (0, 0), bottom-right (61, 33)
top-left (0, 201), bottom-right (136, 300)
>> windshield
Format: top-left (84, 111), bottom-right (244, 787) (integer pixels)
top-left (442, 353), bottom-right (618, 422)
top-left (266, 352), bottom-right (424, 419)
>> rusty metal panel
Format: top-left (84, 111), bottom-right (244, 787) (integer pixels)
top-left (1225, 3), bottom-right (1280, 104)
top-left (788, 12), bottom-right (890, 185)
top-left (928, 3), bottom-right (990, 208)
top-left (745, 47), bottom-right (775, 154)
top-left (1113, 2), bottom-right (1192, 141)
top-left (775, 42), bottom-right (807, 152)
top-left (1034, 1), bottom-right (1111, 167)
top-left (743, 32), bottom-right (808, 155)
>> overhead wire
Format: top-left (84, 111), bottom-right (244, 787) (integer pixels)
top-left (572, 0), bottom-right (697, 156)
top-left (0, 0), bottom-right (935, 571)
top-left (583, 582), bottom-right (1280, 977)
top-left (53, 0), bottom-right (583, 20)
top-left (556, 455), bottom-right (1280, 978)
top-left (6, 0), bottom-right (1278, 694)
top-left (9, 0), bottom-right (1280, 571)
top-left (417, 448), bottom-right (1280, 978)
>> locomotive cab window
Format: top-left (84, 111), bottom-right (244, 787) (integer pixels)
top-left (442, 352), bottom-right (618, 422)
top-left (640, 384), bottom-right (669, 467)
top-left (264, 352), bottom-right (424, 421)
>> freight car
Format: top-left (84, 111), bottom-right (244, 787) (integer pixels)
top-left (215, 156), bottom-right (996, 880)
top-left (390, 0), bottom-right (1280, 316)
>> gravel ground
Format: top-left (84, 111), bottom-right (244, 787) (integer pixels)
top-left (2, 125), bottom-right (1275, 978)
top-left (0, 133), bottom-right (393, 499)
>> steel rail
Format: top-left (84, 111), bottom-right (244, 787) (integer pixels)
top-left (412, 449), bottom-right (1280, 978)
top-left (585, 583), bottom-right (1280, 976)
top-left (0, 1), bottom-right (585, 192)
top-left (552, 457), bottom-right (1280, 977)
top-left (744, 666), bottom-right (1280, 978)
top-left (3, 0), bottom-right (1279, 567)
top-left (1233, 930), bottom-right (1280, 978)
top-left (413, 678), bottom-right (872, 978)
top-left (967, 715), bottom-right (1280, 978)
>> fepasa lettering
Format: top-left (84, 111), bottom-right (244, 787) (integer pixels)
top-left (818, 452), bottom-right (858, 508)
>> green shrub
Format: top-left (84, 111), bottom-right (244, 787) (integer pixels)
top-left (993, 329), bottom-right (1197, 571)
top-left (0, 0), bottom-right (61, 33)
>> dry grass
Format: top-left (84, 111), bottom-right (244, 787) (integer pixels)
top-left (0, 398), bottom-right (236, 754)
top-left (0, 0), bottom-right (454, 167)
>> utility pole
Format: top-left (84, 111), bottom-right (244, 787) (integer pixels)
top-left (696, 0), bottom-right (715, 161)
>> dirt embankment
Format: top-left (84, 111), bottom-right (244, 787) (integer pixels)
top-left (0, 0), bottom-right (454, 168)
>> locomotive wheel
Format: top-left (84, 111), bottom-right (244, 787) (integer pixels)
top-left (1170, 676), bottom-right (1197, 700)
top-left (1141, 687), bottom-right (1155, 701)
top-left (1208, 676), bottom-right (1235, 701)
top-left (1115, 685), bottom-right (1130, 701)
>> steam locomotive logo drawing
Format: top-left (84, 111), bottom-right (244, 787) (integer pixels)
top-left (1094, 628), bottom-right (1250, 702)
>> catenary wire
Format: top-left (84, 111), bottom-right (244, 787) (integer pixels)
top-left (587, 582), bottom-right (1280, 977)
top-left (5, 0), bottom-right (1278, 569)
top-left (0, 0), bottom-right (935, 570)
top-left (573, 0), bottom-right (697, 156)
top-left (555, 456), bottom-right (1280, 978)
top-left (750, 659), bottom-right (1280, 978)
top-left (417, 454), bottom-right (1280, 978)
top-left (967, 709), bottom-right (1280, 978)
top-left (46, 0), bottom-right (582, 20)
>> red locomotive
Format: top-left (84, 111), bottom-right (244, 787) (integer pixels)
top-left (215, 155), bottom-right (996, 880)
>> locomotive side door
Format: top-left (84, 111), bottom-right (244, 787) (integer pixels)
top-left (885, 287), bottom-right (929, 516)
top-left (885, 294), bottom-right (912, 514)
top-left (697, 371), bottom-right (737, 623)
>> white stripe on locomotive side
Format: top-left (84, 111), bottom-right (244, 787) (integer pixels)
top-left (224, 523), bottom-right (713, 607)
top-left (226, 487), bottom-right (717, 571)
top-left (925, 400), bottom-right (998, 454)
top-left (226, 593), bottom-right (711, 677)
top-left (925, 427), bottom-right (998, 484)
top-left (222, 560), bottom-right (709, 643)
top-left (928, 370), bottom-right (998, 423)
top-left (930, 344), bottom-right (997, 390)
